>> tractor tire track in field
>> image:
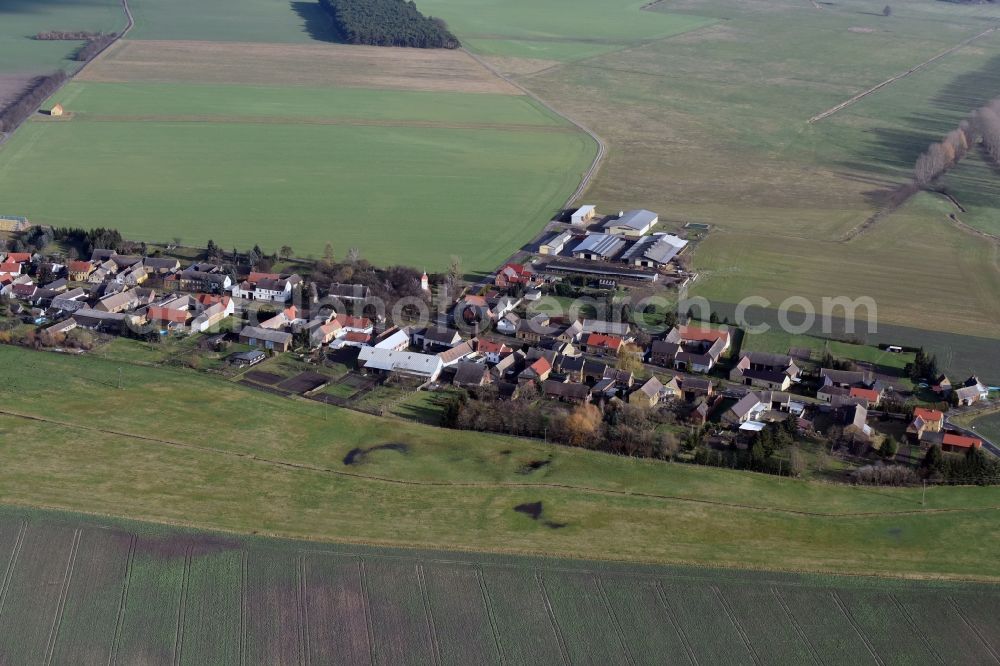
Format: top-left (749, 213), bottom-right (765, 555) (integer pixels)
top-left (595, 576), bottom-right (635, 665)
top-left (0, 520), bottom-right (26, 617)
top-left (653, 580), bottom-right (699, 666)
top-left (296, 554), bottom-right (309, 666)
top-left (830, 591), bottom-right (885, 666)
top-left (534, 572), bottom-right (571, 666)
top-left (79, 114), bottom-right (577, 134)
top-left (43, 528), bottom-right (82, 666)
top-left (890, 593), bottom-right (944, 664)
top-left (711, 586), bottom-right (761, 665)
top-left (4, 407), bottom-right (999, 521)
top-left (462, 48), bottom-right (606, 208)
top-left (108, 534), bottom-right (137, 666)
top-left (239, 550), bottom-right (248, 666)
top-left (770, 587), bottom-right (823, 665)
top-left (475, 567), bottom-right (506, 665)
top-left (808, 26), bottom-right (999, 124)
top-left (358, 559), bottom-right (378, 666)
top-left (173, 546), bottom-right (193, 666)
top-left (415, 563), bottom-right (442, 666)
top-left (947, 596), bottom-right (1000, 663)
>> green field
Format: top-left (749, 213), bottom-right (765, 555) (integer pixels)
top-left (419, 0), bottom-right (716, 60)
top-left (125, 0), bottom-right (336, 43)
top-left (0, 505), bottom-right (997, 664)
top-left (0, 81), bottom-right (593, 269)
top-left (513, 0), bottom-right (1000, 346)
top-left (0, 0), bottom-right (125, 75)
top-left (971, 411), bottom-right (1000, 444)
top-left (4, 344), bottom-right (1000, 579)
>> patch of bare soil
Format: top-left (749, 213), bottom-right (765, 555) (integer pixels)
top-left (482, 55), bottom-right (563, 77)
top-left (513, 501), bottom-right (567, 529)
top-left (343, 443), bottom-right (409, 466)
top-left (79, 39), bottom-right (522, 95)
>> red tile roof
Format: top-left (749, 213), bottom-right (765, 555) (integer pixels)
top-left (678, 326), bottom-right (729, 344)
top-left (528, 357), bottom-right (552, 375)
top-left (913, 407), bottom-right (944, 423)
top-left (335, 314), bottom-right (372, 329)
top-left (476, 339), bottom-right (510, 354)
top-left (68, 260), bottom-right (93, 273)
top-left (247, 271), bottom-right (280, 283)
top-left (5, 252), bottom-right (31, 263)
top-left (586, 333), bottom-right (623, 350)
top-left (942, 433), bottom-right (982, 450)
top-left (849, 387), bottom-right (880, 403)
top-left (147, 307), bottom-right (188, 324)
top-left (345, 331), bottom-right (371, 343)
top-left (0, 263), bottom-right (21, 274)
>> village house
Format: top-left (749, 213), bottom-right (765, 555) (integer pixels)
top-left (557, 355), bottom-right (607, 384)
top-left (227, 350), bottom-right (266, 368)
top-left (619, 233), bottom-right (687, 269)
top-left (494, 262), bottom-right (536, 289)
top-left (146, 303), bottom-right (190, 330)
top-left (143, 257), bottom-right (181, 274)
top-left (723, 391), bottom-right (796, 426)
top-left (907, 407), bottom-right (944, 442)
top-left (357, 347), bottom-right (444, 382)
top-left (372, 327), bottom-right (411, 351)
top-left (941, 433), bottom-right (983, 453)
top-left (544, 379), bottom-right (592, 404)
top-left (232, 272), bottom-right (302, 303)
top-left (848, 386), bottom-right (882, 408)
top-left (519, 356), bottom-right (552, 384)
top-left (842, 404), bottom-right (873, 442)
top-left (50, 288), bottom-right (88, 312)
top-left (310, 319), bottom-right (344, 348)
top-left (67, 260), bottom-right (94, 281)
top-left (496, 312), bottom-right (520, 336)
top-left (602, 367), bottom-right (635, 392)
top-left (603, 209), bottom-right (658, 237)
top-left (412, 326), bottom-right (462, 352)
top-left (954, 376), bottom-right (990, 406)
top-left (652, 325), bottom-right (731, 374)
top-left (168, 267), bottom-right (232, 294)
top-left (682, 376), bottom-right (713, 401)
top-left (583, 333), bottom-right (624, 356)
top-left (475, 338), bottom-right (512, 364)
top-left (239, 325), bottom-right (293, 352)
top-left (94, 288), bottom-right (144, 314)
top-left (115, 261), bottom-right (148, 287)
top-left (438, 340), bottom-right (475, 367)
top-left (729, 352), bottom-right (800, 391)
top-left (453, 361), bottom-right (492, 389)
top-left (629, 375), bottom-right (665, 407)
top-left (326, 282), bottom-right (371, 305)
top-left (190, 296), bottom-right (234, 333)
top-left (571, 234), bottom-right (626, 261)
top-left (819, 368), bottom-right (874, 389)
top-left (259, 306), bottom-right (301, 331)
top-left (931, 374), bottom-right (952, 396)
top-left (516, 315), bottom-right (559, 343)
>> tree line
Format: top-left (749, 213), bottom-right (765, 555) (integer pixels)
top-left (318, 0), bottom-right (460, 49)
top-left (0, 71), bottom-right (68, 134)
top-left (913, 97), bottom-right (1000, 187)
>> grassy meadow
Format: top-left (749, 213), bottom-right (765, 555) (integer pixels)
top-left (1, 506), bottom-right (998, 664)
top-left (125, 0), bottom-right (337, 43)
top-left (0, 82), bottom-right (592, 269)
top-left (419, 0), bottom-right (716, 61)
top-left (3, 345), bottom-right (1000, 578)
top-left (0, 0), bottom-right (125, 75)
top-left (507, 0), bottom-right (1000, 354)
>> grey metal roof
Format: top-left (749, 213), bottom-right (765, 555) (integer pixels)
top-left (620, 233), bottom-right (687, 265)
top-left (604, 209), bottom-right (657, 232)
top-left (239, 326), bottom-right (293, 344)
top-left (571, 234), bottom-right (626, 258)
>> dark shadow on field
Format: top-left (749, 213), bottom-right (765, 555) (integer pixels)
top-left (931, 54), bottom-right (1000, 113)
top-left (0, 0), bottom-right (110, 13)
top-left (290, 1), bottom-right (343, 43)
top-left (343, 442), bottom-right (409, 466)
